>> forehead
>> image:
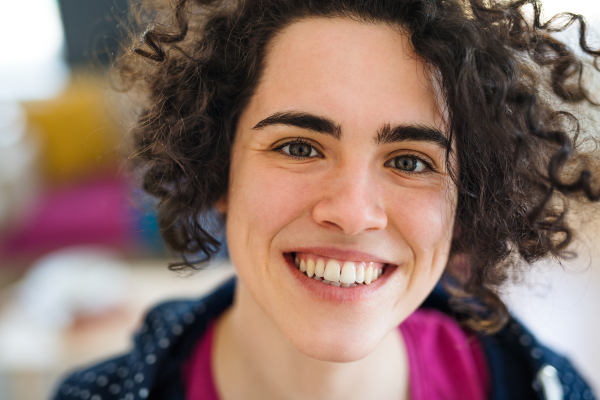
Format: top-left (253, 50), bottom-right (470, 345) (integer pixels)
top-left (248, 18), bottom-right (445, 133)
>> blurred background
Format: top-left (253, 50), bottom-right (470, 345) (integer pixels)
top-left (0, 0), bottom-right (598, 399)
top-left (0, 1), bottom-right (231, 399)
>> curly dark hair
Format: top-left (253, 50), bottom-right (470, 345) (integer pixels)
top-left (117, 0), bottom-right (600, 332)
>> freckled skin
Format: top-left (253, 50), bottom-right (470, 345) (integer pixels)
top-left (214, 18), bottom-right (457, 400)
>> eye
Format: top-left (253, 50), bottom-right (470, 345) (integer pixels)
top-left (277, 140), bottom-right (321, 159)
top-left (387, 155), bottom-right (430, 173)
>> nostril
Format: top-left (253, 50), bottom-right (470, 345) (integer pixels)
top-left (312, 196), bottom-right (388, 236)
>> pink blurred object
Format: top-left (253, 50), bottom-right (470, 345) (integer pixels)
top-left (0, 175), bottom-right (139, 261)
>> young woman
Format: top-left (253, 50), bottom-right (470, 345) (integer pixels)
top-left (54, 0), bottom-right (599, 399)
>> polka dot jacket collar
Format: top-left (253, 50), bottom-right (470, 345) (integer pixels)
top-left (52, 279), bottom-right (596, 400)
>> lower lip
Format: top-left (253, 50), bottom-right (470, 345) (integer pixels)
top-left (283, 253), bottom-right (396, 302)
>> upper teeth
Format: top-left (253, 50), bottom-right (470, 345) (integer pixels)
top-left (293, 253), bottom-right (384, 287)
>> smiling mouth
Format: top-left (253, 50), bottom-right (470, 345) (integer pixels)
top-left (291, 252), bottom-right (389, 287)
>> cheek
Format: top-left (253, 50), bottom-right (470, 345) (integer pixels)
top-left (227, 158), bottom-right (322, 256)
top-left (386, 184), bottom-right (455, 264)
top-left (382, 183), bottom-right (455, 317)
top-left (235, 168), bottom-right (310, 227)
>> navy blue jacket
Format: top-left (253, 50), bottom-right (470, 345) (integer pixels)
top-left (52, 279), bottom-right (596, 400)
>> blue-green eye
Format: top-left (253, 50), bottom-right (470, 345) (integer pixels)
top-left (280, 141), bottom-right (320, 158)
top-left (391, 155), bottom-right (428, 172)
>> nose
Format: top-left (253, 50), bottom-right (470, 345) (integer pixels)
top-left (312, 163), bottom-right (387, 235)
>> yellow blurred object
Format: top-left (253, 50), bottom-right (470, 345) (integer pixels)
top-left (22, 76), bottom-right (121, 183)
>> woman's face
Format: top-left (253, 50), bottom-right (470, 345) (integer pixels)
top-left (223, 18), bottom-right (457, 362)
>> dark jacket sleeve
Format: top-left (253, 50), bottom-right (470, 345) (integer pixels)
top-left (51, 278), bottom-right (236, 400)
top-left (52, 355), bottom-right (141, 400)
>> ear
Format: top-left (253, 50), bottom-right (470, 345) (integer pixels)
top-left (215, 194), bottom-right (228, 214)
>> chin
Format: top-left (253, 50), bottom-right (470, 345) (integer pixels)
top-left (299, 343), bottom-right (377, 363)
top-left (290, 335), bottom-right (381, 363)
top-left (278, 314), bottom-right (392, 363)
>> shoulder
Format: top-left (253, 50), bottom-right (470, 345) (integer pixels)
top-left (421, 284), bottom-right (597, 400)
top-left (480, 318), bottom-right (596, 400)
top-left (51, 278), bottom-right (236, 400)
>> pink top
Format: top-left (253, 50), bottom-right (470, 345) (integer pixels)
top-left (183, 308), bottom-right (490, 400)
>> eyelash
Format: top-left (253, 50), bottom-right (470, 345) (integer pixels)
top-left (273, 139), bottom-right (323, 160)
top-left (273, 139), bottom-right (434, 174)
top-left (385, 153), bottom-right (435, 175)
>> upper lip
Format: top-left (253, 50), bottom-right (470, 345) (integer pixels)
top-left (287, 246), bottom-right (396, 265)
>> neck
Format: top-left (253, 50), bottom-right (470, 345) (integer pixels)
top-left (213, 281), bottom-right (410, 400)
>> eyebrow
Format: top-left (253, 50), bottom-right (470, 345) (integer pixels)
top-left (377, 123), bottom-right (450, 150)
top-left (252, 111), bottom-right (449, 150)
top-left (252, 111), bottom-right (342, 139)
